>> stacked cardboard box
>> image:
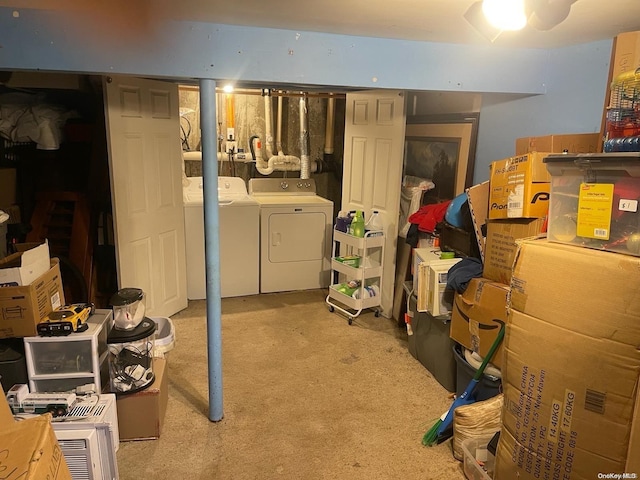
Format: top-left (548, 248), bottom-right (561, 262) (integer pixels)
top-left (495, 239), bottom-right (640, 478)
top-left (0, 384), bottom-right (72, 480)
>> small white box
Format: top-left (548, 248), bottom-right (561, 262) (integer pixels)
top-left (412, 247), bottom-right (442, 292)
top-left (416, 257), bottom-right (461, 314)
top-left (0, 241), bottom-right (50, 286)
top-left (426, 260), bottom-right (461, 317)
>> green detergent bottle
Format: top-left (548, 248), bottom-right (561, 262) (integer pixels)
top-left (349, 210), bottom-right (365, 238)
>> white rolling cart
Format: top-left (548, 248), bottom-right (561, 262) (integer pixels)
top-left (326, 229), bottom-right (385, 325)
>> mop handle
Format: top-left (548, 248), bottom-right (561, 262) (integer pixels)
top-left (472, 322), bottom-right (505, 382)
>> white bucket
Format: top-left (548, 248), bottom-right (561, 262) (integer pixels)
top-left (150, 317), bottom-right (176, 357)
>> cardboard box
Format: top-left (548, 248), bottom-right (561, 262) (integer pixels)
top-left (611, 30), bottom-right (640, 83)
top-left (495, 238), bottom-right (640, 479)
top-left (0, 258), bottom-right (64, 339)
top-left (449, 277), bottom-right (509, 369)
top-left (488, 152), bottom-right (552, 220)
top-left (0, 384), bottom-right (72, 480)
top-left (466, 181), bottom-right (489, 261)
top-left (0, 241), bottom-right (51, 286)
top-left (0, 167), bottom-right (17, 207)
top-left (515, 133), bottom-right (601, 156)
top-left (116, 357), bottom-right (168, 441)
top-left (482, 218), bottom-right (545, 284)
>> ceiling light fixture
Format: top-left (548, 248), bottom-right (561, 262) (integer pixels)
top-left (464, 0), bottom-right (579, 42)
top-left (482, 0), bottom-right (527, 31)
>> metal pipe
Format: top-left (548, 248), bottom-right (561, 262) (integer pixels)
top-left (199, 78), bottom-right (224, 423)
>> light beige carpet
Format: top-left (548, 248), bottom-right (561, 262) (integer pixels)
top-left (116, 289), bottom-right (466, 480)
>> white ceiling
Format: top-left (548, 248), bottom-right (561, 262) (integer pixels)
top-left (5, 0), bottom-right (640, 48)
top-left (155, 0), bottom-right (640, 48)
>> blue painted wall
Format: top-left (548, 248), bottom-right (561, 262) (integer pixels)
top-left (0, 7), bottom-right (613, 183)
top-left (473, 39), bottom-right (612, 183)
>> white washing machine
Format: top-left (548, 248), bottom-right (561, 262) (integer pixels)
top-left (183, 176), bottom-right (259, 299)
top-left (248, 178), bottom-right (334, 293)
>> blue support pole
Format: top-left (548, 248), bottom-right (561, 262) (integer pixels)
top-left (199, 78), bottom-right (224, 422)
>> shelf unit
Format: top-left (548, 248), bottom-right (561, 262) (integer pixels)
top-left (326, 229), bottom-right (384, 324)
top-left (23, 309), bottom-right (112, 393)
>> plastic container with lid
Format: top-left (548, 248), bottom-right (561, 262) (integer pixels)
top-left (544, 152), bottom-right (640, 256)
top-left (365, 210), bottom-right (384, 236)
top-left (110, 288), bottom-right (146, 330)
top-left (107, 317), bottom-right (156, 395)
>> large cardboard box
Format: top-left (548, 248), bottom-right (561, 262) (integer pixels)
top-left (515, 133), bottom-right (601, 156)
top-left (0, 258), bottom-right (64, 339)
top-left (496, 239), bottom-right (640, 479)
top-left (482, 218), bottom-right (545, 284)
top-left (488, 152), bottom-right (552, 220)
top-left (0, 241), bottom-right (50, 286)
top-left (449, 277), bottom-right (509, 369)
top-left (611, 30), bottom-right (640, 83)
top-left (0, 167), bottom-right (17, 207)
top-left (116, 357), bottom-right (168, 441)
top-left (0, 384), bottom-right (72, 480)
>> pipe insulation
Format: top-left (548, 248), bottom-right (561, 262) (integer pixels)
top-left (300, 94), bottom-right (311, 180)
top-left (276, 93), bottom-right (284, 156)
top-left (263, 90), bottom-right (275, 159)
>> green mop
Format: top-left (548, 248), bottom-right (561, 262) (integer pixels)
top-left (422, 323), bottom-right (505, 446)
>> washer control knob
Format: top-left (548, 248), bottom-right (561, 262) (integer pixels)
top-left (280, 181), bottom-right (289, 190)
top-left (297, 182), bottom-right (303, 188)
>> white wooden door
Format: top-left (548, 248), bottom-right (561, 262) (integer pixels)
top-left (104, 75), bottom-right (188, 317)
top-left (342, 90), bottom-right (406, 318)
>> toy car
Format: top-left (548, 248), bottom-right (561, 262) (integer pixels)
top-left (37, 302), bottom-right (95, 336)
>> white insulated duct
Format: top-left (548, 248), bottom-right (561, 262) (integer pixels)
top-left (300, 94), bottom-right (311, 180)
top-left (324, 94), bottom-right (335, 155)
top-left (253, 89), bottom-right (320, 176)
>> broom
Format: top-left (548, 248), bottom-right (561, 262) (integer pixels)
top-left (422, 323), bottom-right (505, 446)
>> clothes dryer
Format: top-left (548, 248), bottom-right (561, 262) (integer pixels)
top-left (248, 178), bottom-right (333, 293)
top-left (183, 176), bottom-right (259, 299)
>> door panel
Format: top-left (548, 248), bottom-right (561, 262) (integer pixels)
top-left (342, 90), bottom-right (406, 318)
top-left (269, 212), bottom-right (326, 263)
top-left (104, 75), bottom-right (187, 317)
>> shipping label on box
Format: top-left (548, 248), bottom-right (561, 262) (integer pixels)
top-left (482, 218), bottom-right (545, 284)
top-left (0, 259), bottom-right (64, 339)
top-left (515, 133), bottom-right (601, 156)
top-left (488, 152), bottom-right (552, 220)
top-left (449, 277), bottom-right (508, 369)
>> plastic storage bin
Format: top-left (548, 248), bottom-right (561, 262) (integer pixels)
top-left (150, 316), bottom-right (175, 357)
top-left (23, 309), bottom-right (112, 393)
top-left (107, 317), bottom-right (156, 395)
top-left (462, 436), bottom-right (495, 480)
top-left (408, 296), bottom-right (456, 392)
top-left (453, 344), bottom-right (501, 402)
top-left (544, 152), bottom-right (640, 256)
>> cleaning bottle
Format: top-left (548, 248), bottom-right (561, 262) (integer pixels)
top-left (349, 210), bottom-right (365, 238)
top-left (365, 210), bottom-right (384, 236)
